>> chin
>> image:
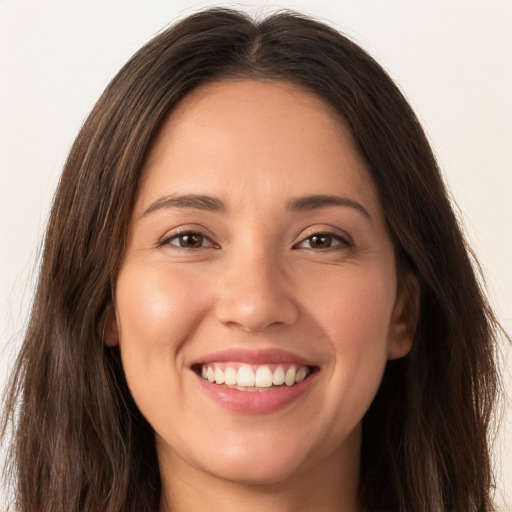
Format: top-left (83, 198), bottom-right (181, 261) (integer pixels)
top-left (202, 451), bottom-right (305, 486)
top-left (171, 430), bottom-right (313, 486)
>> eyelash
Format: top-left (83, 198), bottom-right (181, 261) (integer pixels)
top-left (294, 231), bottom-right (353, 251)
top-left (159, 230), bottom-right (217, 250)
top-left (159, 229), bottom-right (353, 252)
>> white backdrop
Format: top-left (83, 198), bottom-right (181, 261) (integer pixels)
top-left (1, 0), bottom-right (511, 509)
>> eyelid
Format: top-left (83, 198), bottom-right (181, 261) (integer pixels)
top-left (158, 226), bottom-right (219, 249)
top-left (294, 227), bottom-right (354, 250)
top-left (157, 225), bottom-right (352, 251)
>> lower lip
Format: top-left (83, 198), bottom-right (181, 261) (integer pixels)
top-left (195, 371), bottom-right (317, 414)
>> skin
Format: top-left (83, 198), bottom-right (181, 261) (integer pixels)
top-left (105, 79), bottom-right (418, 512)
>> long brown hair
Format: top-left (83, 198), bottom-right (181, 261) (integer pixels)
top-left (2, 8), bottom-right (501, 511)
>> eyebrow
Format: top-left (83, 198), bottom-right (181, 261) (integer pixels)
top-left (287, 194), bottom-right (371, 219)
top-left (142, 193), bottom-right (371, 219)
top-left (143, 194), bottom-right (226, 216)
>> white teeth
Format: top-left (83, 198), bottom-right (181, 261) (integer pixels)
top-left (295, 366), bottom-right (308, 383)
top-left (285, 367), bottom-right (296, 386)
top-left (272, 366), bottom-right (286, 385)
top-left (199, 363), bottom-right (311, 389)
top-left (214, 367), bottom-right (225, 385)
top-left (224, 366), bottom-right (237, 385)
top-left (237, 365), bottom-right (255, 387)
top-left (255, 366), bottom-right (273, 388)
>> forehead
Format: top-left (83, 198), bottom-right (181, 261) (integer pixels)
top-left (137, 79), bottom-right (380, 215)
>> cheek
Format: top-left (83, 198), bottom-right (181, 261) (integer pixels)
top-left (302, 265), bottom-right (395, 412)
top-left (303, 264), bottom-right (396, 347)
top-left (113, 262), bottom-right (223, 444)
top-left (113, 263), bottom-right (213, 399)
top-left (116, 263), bottom-right (212, 346)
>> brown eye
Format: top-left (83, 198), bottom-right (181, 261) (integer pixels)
top-left (165, 232), bottom-right (210, 249)
top-left (179, 233), bottom-right (204, 248)
top-left (296, 232), bottom-right (351, 250)
top-left (307, 234), bottom-right (334, 249)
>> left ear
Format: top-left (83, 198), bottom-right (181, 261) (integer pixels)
top-left (387, 273), bottom-right (420, 360)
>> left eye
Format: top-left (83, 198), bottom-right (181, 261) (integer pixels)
top-left (165, 232), bottom-right (212, 249)
top-left (297, 233), bottom-right (349, 250)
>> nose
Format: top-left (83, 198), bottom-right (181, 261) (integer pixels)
top-left (214, 251), bottom-right (299, 333)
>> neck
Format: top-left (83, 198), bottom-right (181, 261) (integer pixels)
top-left (158, 428), bottom-right (361, 512)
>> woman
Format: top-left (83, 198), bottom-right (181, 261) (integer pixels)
top-left (1, 7), bottom-right (502, 512)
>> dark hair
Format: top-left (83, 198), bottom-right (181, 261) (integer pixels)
top-left (2, 7), bottom-right (501, 511)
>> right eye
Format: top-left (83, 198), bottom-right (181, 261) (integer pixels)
top-left (162, 232), bottom-right (214, 249)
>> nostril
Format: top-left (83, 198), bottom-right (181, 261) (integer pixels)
top-left (214, 298), bottom-right (299, 333)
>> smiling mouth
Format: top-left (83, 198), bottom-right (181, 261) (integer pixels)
top-left (192, 362), bottom-right (316, 392)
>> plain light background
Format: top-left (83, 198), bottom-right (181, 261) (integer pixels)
top-left (1, 0), bottom-right (511, 508)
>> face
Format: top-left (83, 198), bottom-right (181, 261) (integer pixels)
top-left (106, 80), bottom-right (416, 487)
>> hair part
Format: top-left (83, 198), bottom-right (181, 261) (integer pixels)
top-left (2, 8), bottom-right (502, 511)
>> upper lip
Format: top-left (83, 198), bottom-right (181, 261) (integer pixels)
top-left (190, 348), bottom-right (317, 367)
